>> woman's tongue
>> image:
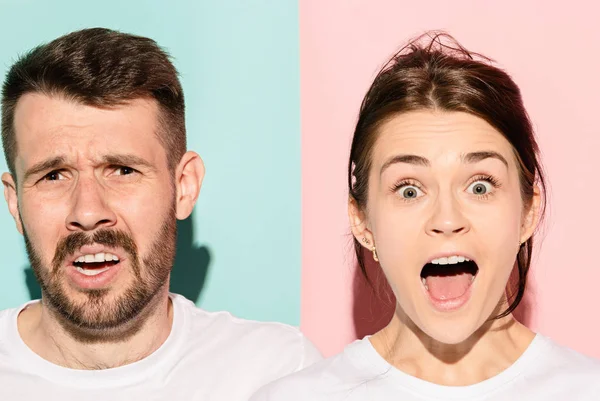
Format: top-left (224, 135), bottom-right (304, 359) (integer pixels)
top-left (425, 272), bottom-right (473, 300)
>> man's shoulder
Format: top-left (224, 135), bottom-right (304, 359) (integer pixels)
top-left (248, 349), bottom-right (357, 401)
top-left (172, 293), bottom-right (323, 369)
top-left (174, 293), bottom-right (303, 338)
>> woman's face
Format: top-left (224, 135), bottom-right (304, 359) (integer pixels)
top-left (351, 111), bottom-right (539, 344)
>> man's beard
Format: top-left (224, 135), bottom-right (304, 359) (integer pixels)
top-left (23, 208), bottom-right (177, 342)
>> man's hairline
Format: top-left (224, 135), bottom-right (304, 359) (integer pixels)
top-left (6, 90), bottom-right (179, 185)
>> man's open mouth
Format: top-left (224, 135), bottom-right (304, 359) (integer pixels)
top-left (420, 255), bottom-right (479, 301)
top-left (73, 252), bottom-right (121, 276)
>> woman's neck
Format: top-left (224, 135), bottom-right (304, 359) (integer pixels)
top-left (370, 305), bottom-right (535, 386)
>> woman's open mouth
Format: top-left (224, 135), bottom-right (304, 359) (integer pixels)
top-left (420, 255), bottom-right (479, 311)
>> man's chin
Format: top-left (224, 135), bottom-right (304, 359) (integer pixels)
top-left (43, 284), bottom-right (156, 338)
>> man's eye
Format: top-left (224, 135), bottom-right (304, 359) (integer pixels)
top-left (43, 171), bottom-right (64, 181)
top-left (115, 166), bottom-right (136, 175)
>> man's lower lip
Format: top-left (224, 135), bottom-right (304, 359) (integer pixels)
top-left (422, 278), bottom-right (475, 312)
top-left (66, 263), bottom-right (122, 289)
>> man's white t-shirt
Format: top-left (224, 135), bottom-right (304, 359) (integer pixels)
top-left (250, 334), bottom-right (600, 401)
top-left (0, 293), bottom-right (322, 400)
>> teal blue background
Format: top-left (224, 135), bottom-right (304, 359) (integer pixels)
top-left (0, 0), bottom-right (301, 324)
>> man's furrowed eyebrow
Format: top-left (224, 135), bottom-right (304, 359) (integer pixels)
top-left (380, 154), bottom-right (430, 175)
top-left (462, 151), bottom-right (509, 168)
top-left (102, 154), bottom-right (154, 169)
top-left (23, 156), bottom-right (66, 181)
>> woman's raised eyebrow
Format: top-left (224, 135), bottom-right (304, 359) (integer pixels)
top-left (380, 151), bottom-right (508, 176)
top-left (380, 154), bottom-right (429, 175)
top-left (462, 151), bottom-right (508, 168)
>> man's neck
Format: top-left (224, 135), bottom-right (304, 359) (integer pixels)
top-left (16, 289), bottom-right (174, 370)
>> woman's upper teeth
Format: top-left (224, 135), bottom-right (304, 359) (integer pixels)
top-left (431, 255), bottom-right (470, 265)
top-left (75, 252), bottom-right (119, 263)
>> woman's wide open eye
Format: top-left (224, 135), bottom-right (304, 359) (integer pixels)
top-left (397, 184), bottom-right (424, 200)
top-left (467, 180), bottom-right (492, 196)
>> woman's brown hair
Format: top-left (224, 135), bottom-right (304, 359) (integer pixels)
top-left (348, 32), bottom-right (546, 318)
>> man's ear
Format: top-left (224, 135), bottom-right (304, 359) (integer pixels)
top-left (520, 184), bottom-right (542, 244)
top-left (348, 196), bottom-right (374, 250)
top-left (174, 151), bottom-right (205, 220)
top-left (2, 173), bottom-right (23, 235)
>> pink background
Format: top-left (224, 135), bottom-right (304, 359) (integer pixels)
top-left (300, 0), bottom-right (600, 357)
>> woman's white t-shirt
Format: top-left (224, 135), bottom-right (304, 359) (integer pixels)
top-left (250, 334), bottom-right (600, 401)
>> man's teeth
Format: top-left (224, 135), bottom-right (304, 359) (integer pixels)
top-left (76, 266), bottom-right (110, 276)
top-left (430, 256), bottom-right (470, 265)
top-left (75, 253), bottom-right (119, 264)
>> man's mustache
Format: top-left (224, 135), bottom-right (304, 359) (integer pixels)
top-left (52, 229), bottom-right (138, 273)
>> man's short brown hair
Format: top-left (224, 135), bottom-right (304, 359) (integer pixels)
top-left (1, 27), bottom-right (186, 179)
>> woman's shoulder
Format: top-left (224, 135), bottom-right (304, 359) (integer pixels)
top-left (531, 334), bottom-right (600, 380)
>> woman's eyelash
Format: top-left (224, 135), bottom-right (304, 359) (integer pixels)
top-left (389, 175), bottom-right (500, 193)
top-left (470, 174), bottom-right (501, 187)
top-left (390, 179), bottom-right (421, 193)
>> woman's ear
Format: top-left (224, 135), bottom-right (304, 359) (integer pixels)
top-left (348, 196), bottom-right (374, 249)
top-left (520, 185), bottom-right (541, 244)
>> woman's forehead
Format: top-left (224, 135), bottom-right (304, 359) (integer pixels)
top-left (372, 111), bottom-right (515, 167)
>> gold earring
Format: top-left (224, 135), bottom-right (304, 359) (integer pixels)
top-left (371, 246), bottom-right (379, 262)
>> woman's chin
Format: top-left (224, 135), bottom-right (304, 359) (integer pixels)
top-left (414, 313), bottom-right (485, 346)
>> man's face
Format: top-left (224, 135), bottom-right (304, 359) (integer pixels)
top-left (6, 93), bottom-right (178, 334)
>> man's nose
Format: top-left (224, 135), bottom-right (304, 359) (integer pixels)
top-left (65, 176), bottom-right (117, 232)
